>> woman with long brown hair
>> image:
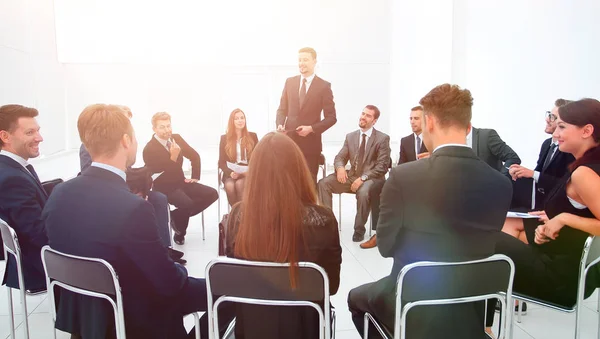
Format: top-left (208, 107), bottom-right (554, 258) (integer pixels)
top-left (486, 98), bottom-right (600, 333)
top-left (225, 132), bottom-right (342, 339)
top-left (218, 108), bottom-right (258, 206)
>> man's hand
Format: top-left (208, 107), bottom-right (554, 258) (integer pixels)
top-left (336, 167), bottom-right (348, 184)
top-left (296, 125), bottom-right (313, 137)
top-left (351, 177), bottom-right (364, 192)
top-left (184, 178), bottom-right (198, 184)
top-left (277, 125), bottom-right (286, 132)
top-left (417, 152), bottom-right (430, 160)
top-left (169, 139), bottom-right (181, 161)
top-left (509, 164), bottom-right (534, 181)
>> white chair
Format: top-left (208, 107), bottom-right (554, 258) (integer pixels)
top-left (363, 254), bottom-right (515, 339)
top-left (513, 235), bottom-right (600, 339)
top-left (206, 257), bottom-right (336, 339)
top-left (41, 245), bottom-right (203, 339)
top-left (0, 218), bottom-right (46, 339)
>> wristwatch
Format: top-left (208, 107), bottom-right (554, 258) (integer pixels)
top-left (360, 174), bottom-right (368, 181)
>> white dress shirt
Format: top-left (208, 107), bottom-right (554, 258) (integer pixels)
top-left (433, 143), bottom-right (470, 153)
top-left (533, 139), bottom-right (559, 183)
top-left (358, 127), bottom-right (374, 148)
top-left (154, 134), bottom-right (170, 151)
top-left (91, 162), bottom-right (127, 182)
top-left (300, 73), bottom-right (316, 94)
top-left (466, 128), bottom-right (473, 148)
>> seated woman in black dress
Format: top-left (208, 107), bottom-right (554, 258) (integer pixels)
top-left (225, 131), bottom-right (342, 339)
top-left (487, 98), bottom-right (600, 330)
top-left (218, 108), bottom-right (258, 206)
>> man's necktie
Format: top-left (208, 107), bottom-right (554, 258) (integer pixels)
top-left (299, 78), bottom-right (307, 107)
top-left (416, 135), bottom-right (421, 155)
top-left (26, 164), bottom-right (41, 183)
top-left (542, 143), bottom-right (557, 171)
top-left (356, 133), bottom-right (367, 175)
top-left (166, 140), bottom-right (172, 151)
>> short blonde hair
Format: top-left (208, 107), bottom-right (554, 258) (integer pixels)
top-left (152, 112), bottom-right (171, 128)
top-left (78, 104), bottom-right (133, 158)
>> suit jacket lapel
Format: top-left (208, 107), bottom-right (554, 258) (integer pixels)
top-left (291, 76), bottom-right (301, 111)
top-left (471, 129), bottom-right (480, 156)
top-left (364, 129), bottom-right (377, 160)
top-left (0, 156), bottom-right (47, 200)
top-left (151, 135), bottom-right (170, 155)
top-left (406, 135), bottom-right (416, 161)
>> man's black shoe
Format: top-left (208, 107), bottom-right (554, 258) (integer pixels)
top-left (168, 248), bottom-right (184, 260)
top-left (174, 234), bottom-right (185, 245)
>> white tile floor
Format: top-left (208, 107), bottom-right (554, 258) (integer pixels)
top-left (2, 170), bottom-right (600, 338)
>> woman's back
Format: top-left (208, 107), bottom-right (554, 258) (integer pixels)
top-left (225, 203), bottom-right (341, 339)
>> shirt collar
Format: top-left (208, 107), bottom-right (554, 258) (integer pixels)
top-left (433, 143), bottom-right (471, 153)
top-left (0, 150), bottom-right (29, 168)
top-left (302, 73), bottom-right (316, 84)
top-left (413, 132), bottom-right (422, 139)
top-left (91, 162), bottom-right (127, 181)
top-left (359, 127), bottom-right (374, 138)
top-left (467, 128), bottom-right (473, 140)
top-left (154, 134), bottom-right (169, 147)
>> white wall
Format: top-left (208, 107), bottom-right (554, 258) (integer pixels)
top-left (0, 0), bottom-right (66, 159)
top-left (452, 0), bottom-right (600, 166)
top-left (56, 0), bottom-right (393, 166)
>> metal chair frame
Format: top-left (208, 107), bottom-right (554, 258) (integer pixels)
top-left (205, 257), bottom-right (335, 339)
top-left (0, 218), bottom-right (46, 339)
top-left (363, 254), bottom-right (515, 339)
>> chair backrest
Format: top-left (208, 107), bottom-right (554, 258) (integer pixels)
top-left (396, 254), bottom-right (514, 338)
top-left (41, 245), bottom-right (127, 338)
top-left (41, 246), bottom-right (120, 296)
top-left (0, 218), bottom-right (19, 257)
top-left (584, 236), bottom-right (600, 267)
top-left (205, 257), bottom-right (330, 339)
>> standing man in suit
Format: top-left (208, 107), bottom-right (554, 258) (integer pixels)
top-left (347, 84), bottom-right (512, 339)
top-left (0, 104), bottom-right (47, 292)
top-left (398, 105), bottom-right (429, 164)
top-left (468, 126), bottom-right (521, 176)
top-left (318, 105), bottom-right (390, 244)
top-left (276, 47), bottom-right (337, 183)
top-left (509, 99), bottom-right (575, 210)
top-left (143, 112), bottom-right (218, 245)
top-left (43, 104), bottom-right (232, 338)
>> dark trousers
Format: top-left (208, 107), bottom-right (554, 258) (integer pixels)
top-left (303, 152), bottom-right (321, 184)
top-left (318, 173), bottom-right (385, 235)
top-left (167, 183), bottom-right (218, 236)
top-left (147, 191), bottom-right (171, 247)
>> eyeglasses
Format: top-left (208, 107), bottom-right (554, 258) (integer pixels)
top-left (545, 111), bottom-right (557, 122)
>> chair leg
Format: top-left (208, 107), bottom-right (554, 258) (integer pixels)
top-left (202, 212), bottom-right (205, 241)
top-left (20, 286), bottom-right (30, 339)
top-left (217, 190), bottom-right (221, 221)
top-left (369, 213), bottom-right (373, 237)
top-left (517, 300), bottom-right (522, 323)
top-left (338, 194), bottom-right (342, 231)
top-left (7, 287), bottom-right (15, 339)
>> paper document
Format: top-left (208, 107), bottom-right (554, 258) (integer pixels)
top-left (506, 211), bottom-right (541, 219)
top-left (227, 162), bottom-right (248, 174)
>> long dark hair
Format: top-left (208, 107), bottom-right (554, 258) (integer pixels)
top-left (558, 98), bottom-right (600, 171)
top-left (233, 132), bottom-right (317, 288)
top-left (225, 108), bottom-right (255, 161)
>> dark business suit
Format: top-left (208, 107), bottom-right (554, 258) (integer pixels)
top-left (348, 146), bottom-right (512, 339)
top-left (79, 144), bottom-right (171, 247)
top-left (43, 166), bottom-right (232, 339)
top-left (218, 132), bottom-right (259, 182)
top-left (511, 138), bottom-right (575, 210)
top-left (276, 75), bottom-right (337, 182)
top-left (0, 154), bottom-right (47, 291)
top-left (398, 133), bottom-right (429, 165)
top-left (472, 127), bottom-right (521, 176)
top-left (318, 129), bottom-right (391, 235)
top-left (143, 134), bottom-right (218, 237)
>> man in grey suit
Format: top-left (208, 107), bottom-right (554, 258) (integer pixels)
top-left (348, 84), bottom-right (512, 339)
top-left (318, 105), bottom-right (391, 243)
top-left (469, 127), bottom-right (521, 176)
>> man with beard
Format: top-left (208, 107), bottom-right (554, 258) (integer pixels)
top-left (398, 105), bottom-right (429, 164)
top-left (318, 105), bottom-right (390, 243)
top-left (43, 104), bottom-right (232, 338)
